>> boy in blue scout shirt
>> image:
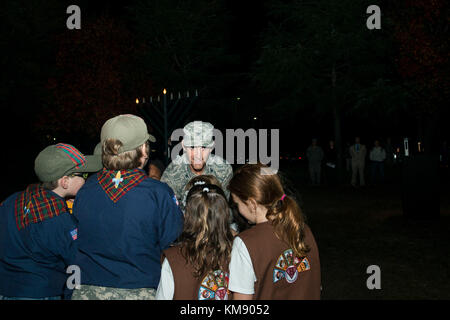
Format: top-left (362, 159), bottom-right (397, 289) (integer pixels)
top-left (0, 143), bottom-right (102, 300)
top-left (71, 114), bottom-right (184, 300)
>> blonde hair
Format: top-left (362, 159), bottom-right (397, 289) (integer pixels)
top-left (102, 139), bottom-right (149, 170)
top-left (228, 163), bottom-right (310, 258)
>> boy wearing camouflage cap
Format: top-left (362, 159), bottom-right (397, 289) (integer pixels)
top-left (0, 143), bottom-right (102, 299)
top-left (161, 121), bottom-right (233, 202)
top-left (71, 114), bottom-right (183, 300)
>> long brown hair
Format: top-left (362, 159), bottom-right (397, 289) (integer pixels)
top-left (178, 184), bottom-right (233, 278)
top-left (228, 163), bottom-right (310, 258)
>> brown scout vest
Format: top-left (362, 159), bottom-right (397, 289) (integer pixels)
top-left (163, 246), bottom-right (230, 300)
top-left (238, 221), bottom-right (321, 300)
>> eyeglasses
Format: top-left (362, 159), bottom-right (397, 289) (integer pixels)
top-left (69, 172), bottom-right (89, 180)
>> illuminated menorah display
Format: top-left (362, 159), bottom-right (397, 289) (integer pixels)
top-left (136, 89), bottom-right (199, 165)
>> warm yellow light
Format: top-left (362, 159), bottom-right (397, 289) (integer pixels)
top-left (163, 88), bottom-right (167, 95)
top-left (136, 98), bottom-right (139, 104)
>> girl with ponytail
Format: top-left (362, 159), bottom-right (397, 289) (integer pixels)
top-left (227, 163), bottom-right (321, 300)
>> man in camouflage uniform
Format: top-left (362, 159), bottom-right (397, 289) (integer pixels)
top-left (161, 121), bottom-right (233, 202)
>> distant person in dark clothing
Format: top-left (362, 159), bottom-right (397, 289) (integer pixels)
top-left (344, 142), bottom-right (352, 172)
top-left (385, 137), bottom-right (394, 168)
top-left (324, 140), bottom-right (337, 186)
top-left (350, 137), bottom-right (367, 187)
top-left (369, 140), bottom-right (386, 185)
top-left (306, 138), bottom-right (324, 186)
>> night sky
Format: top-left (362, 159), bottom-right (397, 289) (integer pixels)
top-left (0, 0), bottom-right (449, 198)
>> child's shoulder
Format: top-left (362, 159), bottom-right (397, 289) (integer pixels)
top-left (0, 191), bottom-right (21, 209)
top-left (302, 223), bottom-right (315, 238)
top-left (141, 177), bottom-right (178, 199)
top-left (163, 244), bottom-right (184, 262)
top-left (163, 244), bottom-right (181, 253)
top-left (237, 222), bottom-right (268, 241)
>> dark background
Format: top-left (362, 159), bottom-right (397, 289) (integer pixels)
top-left (0, 1), bottom-right (448, 190)
top-left (0, 0), bottom-right (449, 300)
top-left (0, 0), bottom-right (449, 197)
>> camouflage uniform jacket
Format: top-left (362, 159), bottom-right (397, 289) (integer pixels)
top-left (161, 154), bottom-right (233, 202)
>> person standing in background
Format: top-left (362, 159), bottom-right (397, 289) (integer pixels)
top-left (369, 140), bottom-right (386, 185)
top-left (306, 139), bottom-right (324, 186)
top-left (350, 137), bottom-right (366, 187)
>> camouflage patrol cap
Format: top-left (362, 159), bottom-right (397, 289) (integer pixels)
top-left (183, 121), bottom-right (214, 148)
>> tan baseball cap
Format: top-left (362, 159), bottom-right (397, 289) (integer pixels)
top-left (100, 114), bottom-right (156, 153)
top-left (93, 142), bottom-right (102, 155)
top-left (35, 143), bottom-right (103, 182)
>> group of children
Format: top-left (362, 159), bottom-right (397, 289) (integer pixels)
top-left (0, 114), bottom-right (321, 300)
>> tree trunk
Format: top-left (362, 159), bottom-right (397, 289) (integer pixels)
top-left (331, 64), bottom-right (344, 184)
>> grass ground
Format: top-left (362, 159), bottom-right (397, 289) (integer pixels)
top-left (282, 162), bottom-right (450, 299)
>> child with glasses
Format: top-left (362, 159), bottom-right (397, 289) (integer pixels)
top-left (0, 143), bottom-right (102, 300)
top-left (66, 173), bottom-right (89, 214)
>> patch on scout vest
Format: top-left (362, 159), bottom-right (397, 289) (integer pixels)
top-left (198, 270), bottom-right (230, 300)
top-left (66, 200), bottom-right (74, 214)
top-left (273, 249), bottom-right (310, 284)
top-left (172, 194), bottom-right (179, 206)
top-left (112, 171), bottom-right (124, 188)
top-left (98, 169), bottom-right (147, 203)
top-left (14, 184), bottom-right (67, 230)
top-left (70, 228), bottom-right (78, 240)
